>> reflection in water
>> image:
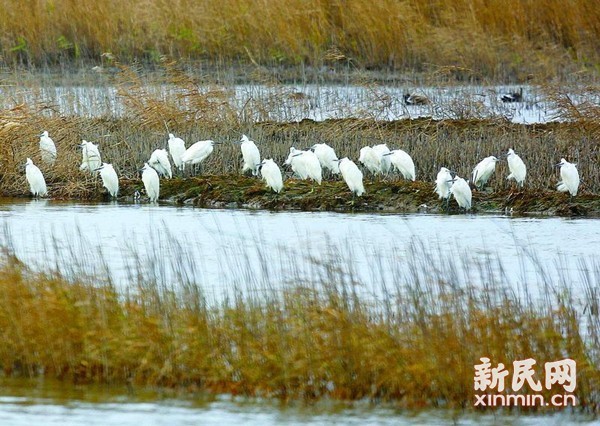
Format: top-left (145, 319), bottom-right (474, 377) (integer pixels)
top-left (0, 378), bottom-right (588, 426)
top-left (0, 199), bottom-right (598, 301)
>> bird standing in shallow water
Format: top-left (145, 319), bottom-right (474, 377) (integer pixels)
top-left (259, 159), bottom-right (284, 193)
top-left (95, 163), bottom-right (119, 198)
top-left (25, 158), bottom-right (47, 197)
top-left (39, 130), bottom-right (57, 166)
top-left (556, 158), bottom-right (579, 197)
top-left (505, 148), bottom-right (526, 187)
top-left (141, 163), bottom-right (160, 202)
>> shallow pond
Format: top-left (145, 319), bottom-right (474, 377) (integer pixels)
top-left (0, 200), bottom-right (598, 424)
top-left (0, 198), bottom-right (597, 301)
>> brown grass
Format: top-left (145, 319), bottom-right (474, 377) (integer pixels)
top-left (0, 236), bottom-right (597, 407)
top-left (1, 0), bottom-right (600, 81)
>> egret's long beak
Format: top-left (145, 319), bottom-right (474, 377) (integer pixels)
top-left (292, 153), bottom-right (303, 157)
top-left (94, 166), bottom-right (104, 171)
top-left (213, 141), bottom-right (223, 145)
top-left (383, 152), bottom-right (393, 156)
top-left (555, 163), bottom-right (563, 167)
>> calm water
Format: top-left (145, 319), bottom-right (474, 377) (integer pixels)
top-left (1, 200), bottom-right (599, 425)
top-left (0, 378), bottom-right (594, 426)
top-left (0, 199), bottom-right (598, 299)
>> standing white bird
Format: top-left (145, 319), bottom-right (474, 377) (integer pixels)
top-left (372, 144), bottom-right (391, 174)
top-left (95, 163), bottom-right (119, 198)
top-left (167, 133), bottom-right (186, 171)
top-left (79, 140), bottom-right (102, 173)
top-left (505, 148), bottom-right (526, 187)
top-left (239, 134), bottom-right (261, 176)
top-left (148, 149), bottom-right (172, 178)
top-left (385, 149), bottom-right (416, 181)
top-left (180, 140), bottom-right (217, 172)
top-left (358, 146), bottom-right (382, 175)
top-left (259, 159), bottom-right (284, 193)
top-left (25, 158), bottom-right (47, 197)
top-left (39, 130), bottom-right (57, 165)
top-left (435, 167), bottom-right (453, 200)
top-left (472, 156), bottom-right (499, 189)
top-left (311, 143), bottom-right (340, 175)
top-left (141, 163), bottom-right (160, 202)
top-left (285, 147), bottom-right (322, 184)
top-left (338, 158), bottom-right (365, 196)
top-left (450, 176), bottom-right (472, 210)
top-left (556, 158), bottom-right (580, 197)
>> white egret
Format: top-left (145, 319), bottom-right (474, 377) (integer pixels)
top-left (372, 144), bottom-right (391, 174)
top-left (472, 156), bottom-right (499, 189)
top-left (25, 158), bottom-right (47, 197)
top-left (167, 133), bottom-right (186, 171)
top-left (385, 149), bottom-right (416, 181)
top-left (338, 158), bottom-right (365, 196)
top-left (358, 146), bottom-right (382, 175)
top-left (239, 134), bottom-right (261, 176)
top-left (141, 163), bottom-right (160, 202)
top-left (311, 143), bottom-right (340, 175)
top-left (284, 147), bottom-right (322, 184)
top-left (95, 163), bottom-right (119, 198)
top-left (180, 140), bottom-right (217, 173)
top-left (450, 176), bottom-right (472, 210)
top-left (435, 167), bottom-right (453, 200)
top-left (148, 148), bottom-right (172, 178)
top-left (506, 148), bottom-right (526, 187)
top-left (79, 140), bottom-right (102, 173)
top-left (556, 158), bottom-right (579, 197)
top-left (39, 130), bottom-right (57, 165)
top-left (259, 159), bottom-right (284, 193)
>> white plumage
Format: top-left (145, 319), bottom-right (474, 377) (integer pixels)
top-left (506, 148), bottom-right (526, 187)
top-left (79, 140), bottom-right (102, 173)
top-left (96, 163), bottom-right (119, 198)
top-left (556, 158), bottom-right (580, 197)
top-left (435, 167), bottom-right (453, 199)
top-left (168, 133), bottom-right (186, 170)
top-left (284, 147), bottom-right (322, 184)
top-left (25, 158), bottom-right (47, 197)
top-left (240, 134), bottom-right (261, 176)
top-left (39, 130), bottom-right (57, 166)
top-left (472, 156), bottom-right (499, 188)
top-left (450, 176), bottom-right (472, 210)
top-left (386, 149), bottom-right (416, 181)
top-left (358, 146), bottom-right (382, 175)
top-left (311, 143), bottom-right (340, 174)
top-left (372, 144), bottom-right (391, 174)
top-left (259, 159), bottom-right (284, 193)
top-left (141, 163), bottom-right (160, 202)
top-left (180, 140), bottom-right (216, 169)
top-left (338, 158), bottom-right (365, 196)
top-left (149, 148), bottom-right (172, 178)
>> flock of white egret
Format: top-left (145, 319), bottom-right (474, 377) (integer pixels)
top-left (25, 131), bottom-right (581, 211)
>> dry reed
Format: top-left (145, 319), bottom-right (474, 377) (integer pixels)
top-left (1, 0), bottom-right (600, 81)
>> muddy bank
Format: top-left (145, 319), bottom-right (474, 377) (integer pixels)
top-left (100, 174), bottom-right (599, 216)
